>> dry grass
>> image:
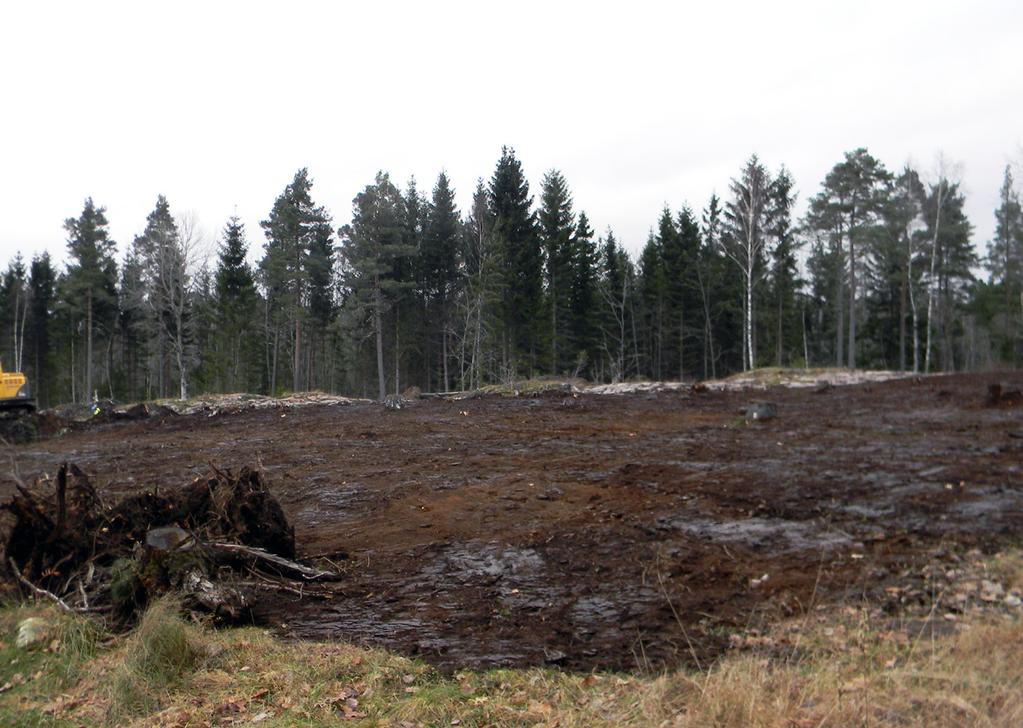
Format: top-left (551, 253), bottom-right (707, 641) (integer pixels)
top-left (2, 550), bottom-right (1021, 727)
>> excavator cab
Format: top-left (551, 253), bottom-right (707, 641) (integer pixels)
top-left (0, 362), bottom-right (35, 412)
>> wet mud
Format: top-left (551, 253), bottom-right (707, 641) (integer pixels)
top-left (3, 372), bottom-right (1022, 672)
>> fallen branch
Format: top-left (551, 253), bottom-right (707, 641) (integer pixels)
top-left (8, 558), bottom-right (83, 614)
top-left (208, 542), bottom-right (340, 581)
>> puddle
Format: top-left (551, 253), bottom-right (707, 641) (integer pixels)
top-left (662, 516), bottom-right (853, 553)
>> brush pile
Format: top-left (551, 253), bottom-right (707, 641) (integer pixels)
top-left (1, 463), bottom-right (339, 625)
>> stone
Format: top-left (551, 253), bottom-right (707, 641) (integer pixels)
top-left (16, 617), bottom-right (49, 649)
top-left (145, 526), bottom-right (194, 551)
top-left (740, 402), bottom-right (777, 422)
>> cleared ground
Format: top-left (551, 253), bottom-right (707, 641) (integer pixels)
top-left (3, 371), bottom-right (1022, 672)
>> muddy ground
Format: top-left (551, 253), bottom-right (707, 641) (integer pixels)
top-left (2, 372), bottom-right (1022, 672)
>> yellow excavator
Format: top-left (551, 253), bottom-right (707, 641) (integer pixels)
top-left (0, 362), bottom-right (34, 412)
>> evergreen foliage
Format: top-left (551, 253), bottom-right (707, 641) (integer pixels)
top-left (3, 146), bottom-right (1019, 406)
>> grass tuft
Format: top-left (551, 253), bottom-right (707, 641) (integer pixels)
top-left (107, 597), bottom-right (203, 720)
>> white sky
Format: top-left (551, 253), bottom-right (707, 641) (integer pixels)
top-left (1, 0), bottom-right (1020, 271)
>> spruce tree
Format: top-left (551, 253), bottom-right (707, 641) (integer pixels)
top-left (656, 207), bottom-right (686, 379)
top-left (920, 181), bottom-right (975, 370)
top-left (766, 167), bottom-right (799, 366)
top-left (599, 229), bottom-right (631, 380)
top-left (638, 231), bottom-right (666, 378)
top-left (214, 217), bottom-right (260, 391)
top-left (422, 171), bottom-right (461, 390)
top-left (64, 198), bottom-right (118, 402)
top-left (489, 147), bottom-right (542, 374)
top-left (27, 253), bottom-right (55, 405)
top-left (461, 179), bottom-right (502, 388)
top-left (0, 254), bottom-right (28, 374)
top-left (568, 211), bottom-right (599, 374)
top-left (987, 165), bottom-right (1023, 363)
top-left (697, 194), bottom-right (732, 377)
top-left (675, 205), bottom-right (702, 378)
top-left (538, 170), bottom-right (575, 373)
top-left (132, 196), bottom-right (195, 399)
top-left (397, 177), bottom-right (425, 390)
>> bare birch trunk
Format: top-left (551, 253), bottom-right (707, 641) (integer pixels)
top-left (925, 181), bottom-right (945, 373)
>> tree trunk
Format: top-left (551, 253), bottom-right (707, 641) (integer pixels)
top-left (442, 326), bottom-right (449, 392)
top-left (925, 181), bottom-right (945, 373)
top-left (776, 294), bottom-right (783, 368)
top-left (745, 268), bottom-right (754, 371)
top-left (899, 255), bottom-right (907, 371)
top-left (847, 214), bottom-right (857, 369)
top-left (271, 325), bottom-right (279, 395)
top-left (293, 317), bottom-right (301, 392)
top-left (374, 283), bottom-right (385, 401)
top-left (85, 288), bottom-right (93, 403)
top-left (394, 311), bottom-right (400, 396)
top-left (802, 303), bottom-right (810, 368)
top-left (835, 257), bottom-right (844, 368)
top-left (551, 270), bottom-right (558, 374)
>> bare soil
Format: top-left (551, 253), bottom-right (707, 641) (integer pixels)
top-left (3, 372), bottom-right (1022, 672)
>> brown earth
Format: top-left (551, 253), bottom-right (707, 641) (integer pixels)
top-left (2, 371), bottom-right (1022, 673)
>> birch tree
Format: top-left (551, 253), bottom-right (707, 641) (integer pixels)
top-left (922, 155), bottom-right (963, 372)
top-left (723, 155), bottom-right (771, 371)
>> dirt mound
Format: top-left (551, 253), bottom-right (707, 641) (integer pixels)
top-left (703, 367), bottom-right (909, 390)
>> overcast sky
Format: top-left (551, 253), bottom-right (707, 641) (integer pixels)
top-left (1, 0), bottom-right (1020, 271)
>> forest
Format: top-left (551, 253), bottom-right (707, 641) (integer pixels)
top-left (2, 147), bottom-right (1021, 406)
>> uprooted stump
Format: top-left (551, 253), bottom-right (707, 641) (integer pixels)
top-left (1, 463), bottom-right (335, 626)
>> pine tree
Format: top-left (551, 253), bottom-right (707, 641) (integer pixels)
top-left (489, 147), bottom-right (542, 374)
top-left (338, 171), bottom-right (415, 400)
top-left (875, 167), bottom-right (925, 371)
top-left (260, 168), bottom-right (333, 393)
top-left (64, 198), bottom-right (118, 402)
top-left (805, 149), bottom-right (891, 368)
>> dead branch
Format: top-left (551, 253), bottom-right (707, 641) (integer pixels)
top-left (209, 542), bottom-right (339, 581)
top-left (8, 557), bottom-right (84, 613)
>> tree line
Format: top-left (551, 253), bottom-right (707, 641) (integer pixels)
top-left (2, 147), bottom-right (1021, 406)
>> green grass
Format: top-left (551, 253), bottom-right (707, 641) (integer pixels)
top-left (106, 597), bottom-right (203, 721)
